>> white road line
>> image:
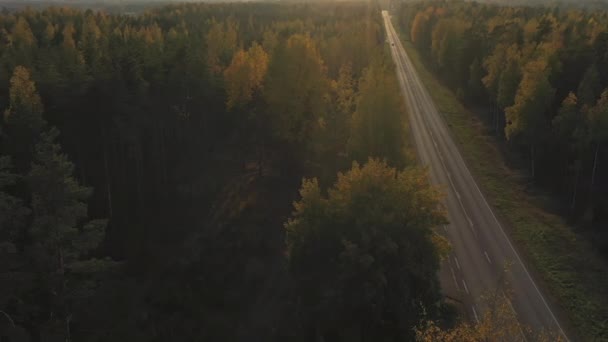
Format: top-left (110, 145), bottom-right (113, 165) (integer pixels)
top-left (484, 251), bottom-right (492, 264)
top-left (443, 225), bottom-right (448, 232)
top-left (454, 256), bottom-right (461, 270)
top-left (472, 306), bottom-right (480, 323)
top-left (467, 217), bottom-right (474, 228)
top-left (450, 267), bottom-right (460, 291)
top-left (388, 13), bottom-right (568, 334)
top-left (383, 14), bottom-right (567, 340)
top-left (462, 279), bottom-right (469, 294)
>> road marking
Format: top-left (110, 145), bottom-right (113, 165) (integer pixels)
top-left (454, 257), bottom-right (461, 270)
top-left (464, 213), bottom-right (478, 238)
top-left (484, 251), bottom-right (492, 264)
top-left (472, 306), bottom-right (480, 323)
top-left (450, 267), bottom-right (460, 291)
top-left (455, 191), bottom-right (461, 199)
top-left (443, 225), bottom-right (448, 232)
top-left (383, 14), bottom-right (567, 340)
top-left (462, 279), bottom-right (469, 294)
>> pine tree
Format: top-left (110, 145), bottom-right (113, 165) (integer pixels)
top-left (577, 64), bottom-right (601, 107)
top-left (28, 127), bottom-right (108, 341)
top-left (0, 156), bottom-right (29, 247)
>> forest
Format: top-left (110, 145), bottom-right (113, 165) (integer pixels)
top-left (398, 0), bottom-right (608, 250)
top-left (396, 1), bottom-right (608, 340)
top-left (0, 2), bottom-right (460, 341)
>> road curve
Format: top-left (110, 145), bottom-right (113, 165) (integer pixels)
top-left (382, 11), bottom-right (568, 340)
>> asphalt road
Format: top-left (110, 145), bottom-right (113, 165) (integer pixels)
top-left (382, 11), bottom-right (568, 340)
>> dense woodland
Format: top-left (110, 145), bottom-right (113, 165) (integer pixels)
top-left (397, 1), bottom-right (608, 251)
top-left (0, 2), bottom-right (458, 341)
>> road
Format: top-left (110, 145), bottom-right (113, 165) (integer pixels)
top-left (382, 11), bottom-right (568, 340)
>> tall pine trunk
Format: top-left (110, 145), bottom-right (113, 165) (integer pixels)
top-left (531, 144), bottom-right (535, 179)
top-left (101, 127), bottom-right (113, 219)
top-left (571, 161), bottom-right (580, 212)
top-left (494, 107), bottom-right (497, 135)
top-left (591, 142), bottom-right (600, 187)
top-left (57, 245), bottom-right (71, 342)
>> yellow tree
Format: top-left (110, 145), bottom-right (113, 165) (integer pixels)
top-left (10, 17), bottom-right (36, 65)
top-left (224, 42), bottom-right (269, 110)
top-left (3, 66), bottom-right (46, 171)
top-left (416, 263), bottom-right (565, 342)
top-left (505, 58), bottom-right (555, 178)
top-left (415, 294), bottom-right (564, 342)
top-left (42, 22), bottom-right (56, 47)
top-left (411, 11), bottom-right (431, 50)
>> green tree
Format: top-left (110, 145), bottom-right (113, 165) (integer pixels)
top-left (348, 60), bottom-right (407, 166)
top-left (553, 93), bottom-right (587, 210)
top-left (497, 60), bottom-right (522, 111)
top-left (577, 64), bottom-right (601, 107)
top-left (587, 90), bottom-right (608, 193)
top-left (467, 58), bottom-right (485, 102)
top-left (327, 62), bottom-right (356, 153)
top-left (285, 159), bottom-right (447, 341)
top-left (482, 43), bottom-right (509, 99)
top-left (0, 156), bottom-right (29, 245)
top-left (263, 34), bottom-right (328, 144)
top-left (206, 18), bottom-right (239, 74)
top-left (27, 127), bottom-right (108, 341)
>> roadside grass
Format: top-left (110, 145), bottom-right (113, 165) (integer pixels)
top-left (396, 32), bottom-right (608, 341)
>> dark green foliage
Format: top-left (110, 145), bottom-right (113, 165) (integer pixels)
top-left (28, 127), bottom-right (92, 248)
top-left (577, 64), bottom-right (601, 107)
top-left (348, 57), bottom-right (408, 167)
top-left (0, 2), bottom-right (423, 341)
top-left (286, 159), bottom-right (447, 341)
top-left (0, 156), bottom-right (29, 244)
top-left (397, 0), bottom-right (608, 231)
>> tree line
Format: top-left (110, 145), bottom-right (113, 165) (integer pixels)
top-left (398, 0), bottom-right (608, 251)
top-left (0, 2), bottom-right (450, 341)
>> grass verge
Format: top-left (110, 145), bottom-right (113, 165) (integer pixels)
top-left (395, 29), bottom-right (608, 342)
